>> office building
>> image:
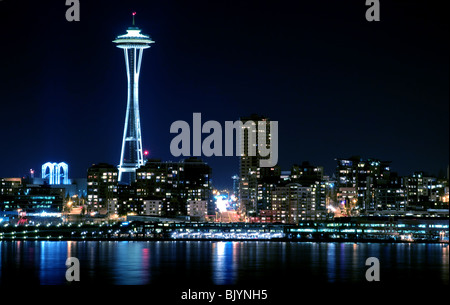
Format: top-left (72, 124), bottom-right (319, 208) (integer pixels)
top-left (136, 157), bottom-right (213, 218)
top-left (336, 156), bottom-right (391, 212)
top-left (87, 163), bottom-right (119, 214)
top-left (239, 114), bottom-right (271, 217)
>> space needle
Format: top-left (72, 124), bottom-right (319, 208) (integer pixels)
top-left (113, 13), bottom-right (155, 183)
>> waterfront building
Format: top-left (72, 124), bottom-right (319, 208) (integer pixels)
top-left (142, 198), bottom-right (163, 216)
top-left (136, 157), bottom-right (213, 218)
top-left (86, 163), bottom-right (119, 214)
top-left (0, 184), bottom-right (64, 221)
top-left (239, 114), bottom-right (271, 217)
top-left (257, 165), bottom-right (282, 212)
top-left (0, 178), bottom-right (22, 196)
top-left (373, 172), bottom-right (407, 212)
top-left (187, 200), bottom-right (208, 221)
top-left (271, 183), bottom-right (321, 224)
top-left (117, 183), bottom-right (138, 215)
top-left (336, 156), bottom-right (391, 212)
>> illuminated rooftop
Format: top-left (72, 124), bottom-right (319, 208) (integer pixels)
top-left (113, 13), bottom-right (155, 48)
top-left (113, 26), bottom-right (155, 48)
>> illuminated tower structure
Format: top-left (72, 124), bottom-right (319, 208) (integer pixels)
top-left (113, 13), bottom-right (155, 183)
top-left (42, 162), bottom-right (69, 185)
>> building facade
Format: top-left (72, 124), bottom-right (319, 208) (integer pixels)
top-left (270, 183), bottom-right (326, 224)
top-left (0, 182), bottom-right (64, 222)
top-left (336, 156), bottom-right (391, 212)
top-left (87, 163), bottom-right (119, 214)
top-left (135, 157), bottom-right (213, 218)
top-left (239, 114), bottom-right (272, 217)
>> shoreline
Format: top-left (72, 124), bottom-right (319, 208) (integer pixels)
top-left (1, 237), bottom-right (448, 244)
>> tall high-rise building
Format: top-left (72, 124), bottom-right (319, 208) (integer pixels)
top-left (257, 166), bottom-right (282, 212)
top-left (113, 14), bottom-right (155, 183)
top-left (239, 114), bottom-right (271, 217)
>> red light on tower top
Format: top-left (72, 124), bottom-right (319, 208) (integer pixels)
top-left (144, 150), bottom-right (149, 156)
top-left (132, 12), bottom-right (137, 26)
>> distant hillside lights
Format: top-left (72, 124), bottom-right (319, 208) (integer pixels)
top-left (170, 113), bottom-right (278, 167)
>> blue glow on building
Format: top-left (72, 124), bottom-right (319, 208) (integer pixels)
top-left (42, 162), bottom-right (69, 185)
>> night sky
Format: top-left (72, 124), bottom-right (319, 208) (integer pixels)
top-left (0, 0), bottom-right (448, 188)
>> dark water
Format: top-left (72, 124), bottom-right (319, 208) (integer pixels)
top-left (0, 241), bottom-right (448, 285)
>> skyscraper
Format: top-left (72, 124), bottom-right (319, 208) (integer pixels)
top-left (113, 14), bottom-right (155, 183)
top-left (239, 114), bottom-right (271, 217)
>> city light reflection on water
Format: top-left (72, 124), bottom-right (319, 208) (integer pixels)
top-left (443, 245), bottom-right (449, 281)
top-left (0, 241), bottom-right (448, 285)
top-left (326, 243), bottom-right (336, 282)
top-left (39, 241), bottom-right (67, 284)
top-left (212, 242), bottom-right (233, 284)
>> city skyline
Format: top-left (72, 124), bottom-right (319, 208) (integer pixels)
top-left (0, 1), bottom-right (448, 295)
top-left (0, 0), bottom-right (448, 189)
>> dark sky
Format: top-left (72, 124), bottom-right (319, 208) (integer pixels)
top-left (0, 0), bottom-right (448, 188)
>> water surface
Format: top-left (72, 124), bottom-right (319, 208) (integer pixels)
top-left (0, 241), bottom-right (448, 285)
